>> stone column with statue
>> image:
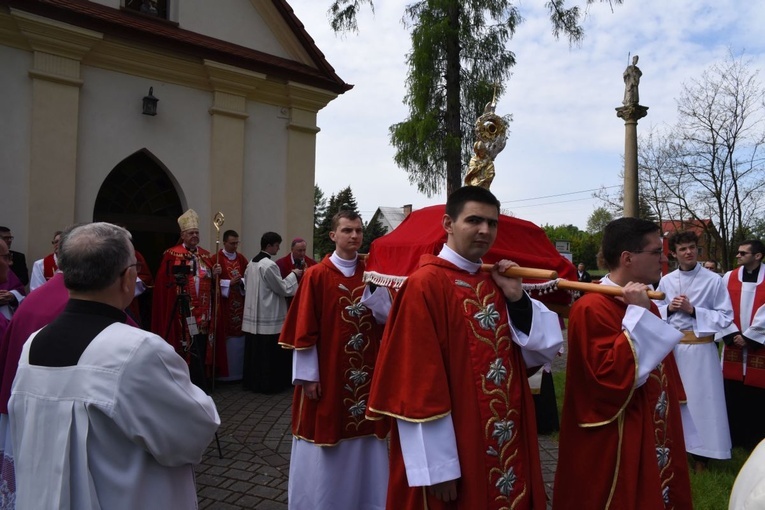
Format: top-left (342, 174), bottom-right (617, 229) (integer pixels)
top-left (616, 55), bottom-right (648, 218)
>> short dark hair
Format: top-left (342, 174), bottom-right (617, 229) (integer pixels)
top-left (260, 232), bottom-right (282, 250)
top-left (0, 226), bottom-right (9, 233)
top-left (291, 238), bottom-right (306, 248)
top-left (741, 239), bottom-right (765, 256)
top-left (59, 223), bottom-right (133, 292)
top-left (331, 210), bottom-right (361, 231)
top-left (668, 231), bottom-right (699, 252)
top-left (223, 230), bottom-right (239, 242)
top-left (445, 186), bottom-right (500, 219)
top-left (601, 217), bottom-right (661, 270)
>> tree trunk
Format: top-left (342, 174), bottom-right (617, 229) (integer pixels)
top-left (444, 1), bottom-right (462, 196)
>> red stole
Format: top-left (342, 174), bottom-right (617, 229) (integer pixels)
top-left (43, 254), bottom-right (57, 281)
top-left (723, 269), bottom-right (765, 387)
top-left (217, 250), bottom-right (247, 338)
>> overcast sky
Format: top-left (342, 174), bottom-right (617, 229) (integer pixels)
top-left (288, 0), bottom-right (765, 230)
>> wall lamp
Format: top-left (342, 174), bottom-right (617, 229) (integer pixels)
top-left (142, 87), bottom-right (159, 116)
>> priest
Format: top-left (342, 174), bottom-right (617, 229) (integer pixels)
top-left (554, 218), bottom-right (692, 509)
top-left (368, 186), bottom-right (563, 510)
top-left (151, 209), bottom-right (216, 386)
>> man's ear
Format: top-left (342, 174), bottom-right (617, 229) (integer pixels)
top-left (442, 214), bottom-right (454, 235)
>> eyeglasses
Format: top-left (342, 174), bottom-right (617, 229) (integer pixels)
top-left (119, 262), bottom-right (142, 276)
top-left (0, 236), bottom-right (13, 242)
top-left (737, 251), bottom-right (752, 256)
top-left (630, 248), bottom-right (664, 256)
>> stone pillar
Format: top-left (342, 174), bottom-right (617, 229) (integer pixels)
top-left (616, 104), bottom-right (648, 218)
top-left (204, 61), bottom-right (263, 249)
top-left (284, 82), bottom-right (337, 256)
top-left (13, 10), bottom-right (101, 261)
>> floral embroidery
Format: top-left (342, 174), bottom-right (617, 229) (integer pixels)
top-left (458, 277), bottom-right (528, 509)
top-left (486, 358), bottom-right (507, 386)
top-left (656, 446), bottom-right (670, 468)
top-left (650, 364), bottom-right (675, 508)
top-left (655, 391), bottom-right (667, 419)
top-left (339, 283), bottom-right (376, 431)
top-left (347, 333), bottom-right (364, 351)
top-left (495, 467), bottom-right (517, 496)
top-left (474, 302), bottom-right (501, 330)
top-left (492, 420), bottom-right (515, 447)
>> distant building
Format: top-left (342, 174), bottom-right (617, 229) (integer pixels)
top-left (0, 0), bottom-right (349, 270)
top-left (370, 204), bottom-right (412, 233)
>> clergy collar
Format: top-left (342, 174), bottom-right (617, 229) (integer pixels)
top-left (260, 250), bottom-right (271, 259)
top-left (222, 249), bottom-right (237, 260)
top-left (679, 263), bottom-right (700, 273)
top-left (438, 244), bottom-right (482, 274)
top-left (744, 264), bottom-right (761, 279)
top-left (330, 251), bottom-right (357, 277)
top-left (64, 298), bottom-right (128, 323)
top-left (183, 244), bottom-right (197, 253)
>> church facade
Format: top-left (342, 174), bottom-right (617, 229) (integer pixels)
top-left (0, 0), bottom-right (349, 271)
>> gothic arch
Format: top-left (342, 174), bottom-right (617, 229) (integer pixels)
top-left (93, 149), bottom-right (184, 275)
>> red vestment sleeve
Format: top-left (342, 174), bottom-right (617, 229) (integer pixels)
top-left (566, 294), bottom-right (638, 426)
top-left (368, 267), bottom-right (454, 421)
top-left (278, 264), bottom-right (321, 350)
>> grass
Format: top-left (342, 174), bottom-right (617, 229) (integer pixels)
top-left (550, 367), bottom-right (748, 509)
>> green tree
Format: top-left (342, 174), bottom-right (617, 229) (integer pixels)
top-left (361, 216), bottom-right (388, 254)
top-left (314, 186), bottom-right (361, 258)
top-left (586, 207), bottom-right (614, 235)
top-left (329, 0), bottom-right (621, 196)
top-left (313, 184), bottom-right (329, 255)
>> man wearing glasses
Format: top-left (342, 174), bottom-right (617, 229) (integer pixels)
top-left (718, 239), bottom-right (765, 450)
top-left (29, 231), bottom-right (62, 291)
top-left (9, 223), bottom-right (219, 509)
top-left (554, 218), bottom-right (692, 509)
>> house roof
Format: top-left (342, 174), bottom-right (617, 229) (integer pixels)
top-left (372, 206), bottom-right (408, 231)
top-left (661, 218), bottom-right (719, 239)
top-left (2, 0), bottom-right (352, 94)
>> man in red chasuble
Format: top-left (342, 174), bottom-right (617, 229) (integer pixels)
top-left (367, 186), bottom-right (563, 510)
top-left (151, 209), bottom-right (216, 387)
top-left (213, 229), bottom-right (248, 381)
top-left (554, 218), bottom-right (692, 510)
top-left (279, 210), bottom-right (390, 509)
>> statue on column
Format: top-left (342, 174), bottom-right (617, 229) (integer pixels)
top-left (622, 55), bottom-right (642, 106)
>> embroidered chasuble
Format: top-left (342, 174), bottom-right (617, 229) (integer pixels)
top-left (151, 245), bottom-right (214, 355)
top-left (368, 255), bottom-right (546, 510)
top-left (554, 293), bottom-right (692, 510)
top-left (278, 256), bottom-right (389, 444)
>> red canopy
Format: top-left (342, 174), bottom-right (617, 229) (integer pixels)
top-left (365, 204), bottom-right (577, 305)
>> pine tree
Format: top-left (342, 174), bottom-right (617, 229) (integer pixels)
top-left (361, 215), bottom-right (388, 254)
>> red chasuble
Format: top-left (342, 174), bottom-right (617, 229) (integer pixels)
top-left (278, 256), bottom-right (389, 445)
top-left (367, 255), bottom-right (546, 510)
top-left (151, 245), bottom-right (213, 356)
top-left (554, 293), bottom-right (692, 510)
top-left (722, 269), bottom-right (765, 388)
top-left (212, 250), bottom-right (249, 377)
top-left (42, 253), bottom-right (57, 281)
top-left (275, 254), bottom-right (317, 279)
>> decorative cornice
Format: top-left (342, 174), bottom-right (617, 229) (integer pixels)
top-left (203, 60), bottom-right (264, 96)
top-left (286, 80), bottom-right (338, 112)
top-left (11, 8), bottom-right (101, 61)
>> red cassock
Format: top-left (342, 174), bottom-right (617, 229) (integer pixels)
top-left (278, 256), bottom-right (389, 445)
top-left (368, 255), bottom-right (546, 510)
top-left (151, 245), bottom-right (214, 355)
top-left (275, 254), bottom-right (317, 279)
top-left (212, 250), bottom-right (249, 377)
top-left (554, 293), bottom-right (692, 510)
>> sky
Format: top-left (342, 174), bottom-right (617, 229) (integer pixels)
top-left (288, 0), bottom-right (765, 230)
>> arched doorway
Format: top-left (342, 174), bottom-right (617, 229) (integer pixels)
top-left (93, 149), bottom-right (184, 277)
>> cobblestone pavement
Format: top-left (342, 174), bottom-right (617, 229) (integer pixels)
top-left (196, 380), bottom-right (561, 509)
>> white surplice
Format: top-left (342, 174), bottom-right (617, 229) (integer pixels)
top-left (657, 263), bottom-right (734, 458)
top-left (9, 324), bottom-right (220, 510)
